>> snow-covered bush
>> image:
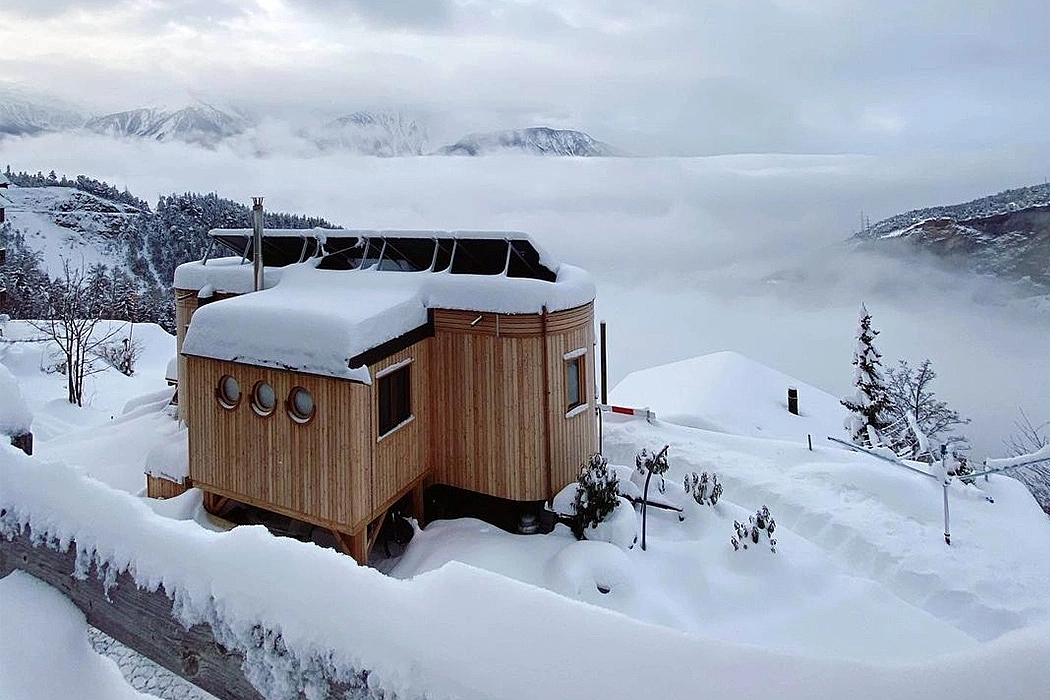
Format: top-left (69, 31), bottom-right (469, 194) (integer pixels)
top-left (731, 506), bottom-right (777, 554)
top-left (841, 304), bottom-right (894, 447)
top-left (571, 453), bottom-right (621, 540)
top-left (95, 336), bottom-right (144, 376)
top-left (683, 471), bottom-right (722, 507)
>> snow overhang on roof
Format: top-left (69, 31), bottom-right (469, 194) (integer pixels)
top-left (178, 229), bottom-right (596, 382)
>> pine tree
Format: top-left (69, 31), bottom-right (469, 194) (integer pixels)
top-left (841, 304), bottom-right (894, 447)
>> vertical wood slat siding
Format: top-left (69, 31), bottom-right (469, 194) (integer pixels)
top-left (428, 303), bottom-right (595, 501)
top-left (186, 357), bottom-right (372, 533)
top-left (545, 320), bottom-right (599, 491)
top-left (174, 290), bottom-right (198, 422)
top-left (370, 346), bottom-right (430, 516)
top-left (184, 300), bottom-right (595, 534)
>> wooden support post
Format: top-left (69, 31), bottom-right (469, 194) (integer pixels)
top-left (411, 483), bottom-right (426, 527)
top-left (787, 387), bottom-right (799, 415)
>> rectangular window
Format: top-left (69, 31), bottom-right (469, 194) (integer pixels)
top-left (378, 363), bottom-right (412, 436)
top-left (566, 356), bottom-right (584, 412)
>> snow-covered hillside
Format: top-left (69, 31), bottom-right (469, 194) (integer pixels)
top-left (312, 112), bottom-right (429, 156)
top-left (2, 325), bottom-right (1049, 699)
top-left (1, 185), bottom-right (145, 275)
top-left (84, 105), bottom-right (251, 146)
top-left (437, 127), bottom-right (617, 156)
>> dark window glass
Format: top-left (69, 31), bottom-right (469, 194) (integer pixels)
top-left (450, 239), bottom-right (508, 275)
top-left (378, 238), bottom-right (436, 272)
top-left (507, 239), bottom-right (558, 282)
top-left (566, 357), bottom-right (583, 410)
top-left (433, 239), bottom-right (454, 271)
top-left (378, 364), bottom-right (412, 436)
top-left (211, 234), bottom-right (313, 267)
top-left (218, 375), bottom-right (241, 408)
top-left (317, 237), bottom-right (366, 270)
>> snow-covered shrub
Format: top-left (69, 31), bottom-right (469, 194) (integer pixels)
top-left (731, 506), bottom-right (777, 554)
top-left (95, 336), bottom-right (144, 376)
top-left (571, 453), bottom-right (621, 540)
top-left (683, 471), bottom-right (722, 507)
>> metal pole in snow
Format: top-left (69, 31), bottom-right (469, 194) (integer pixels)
top-left (599, 320), bottom-right (608, 405)
top-left (252, 197), bottom-right (264, 292)
top-left (943, 483), bottom-right (951, 546)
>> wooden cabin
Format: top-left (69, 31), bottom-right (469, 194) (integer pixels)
top-left (160, 229), bottom-right (598, 563)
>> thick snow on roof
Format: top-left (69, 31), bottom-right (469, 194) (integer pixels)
top-left (611, 350), bottom-right (848, 442)
top-left (181, 256), bottom-right (594, 380)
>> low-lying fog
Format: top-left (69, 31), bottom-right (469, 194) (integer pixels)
top-left (3, 134), bottom-right (1049, 459)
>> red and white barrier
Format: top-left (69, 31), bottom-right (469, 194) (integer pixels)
top-left (598, 404), bottom-right (656, 421)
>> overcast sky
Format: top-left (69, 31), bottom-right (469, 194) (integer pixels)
top-left (1, 0), bottom-right (1048, 155)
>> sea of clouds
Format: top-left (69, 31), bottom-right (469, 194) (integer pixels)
top-left (2, 133), bottom-right (1048, 458)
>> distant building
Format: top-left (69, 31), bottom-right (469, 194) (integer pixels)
top-left (157, 228), bottom-right (599, 564)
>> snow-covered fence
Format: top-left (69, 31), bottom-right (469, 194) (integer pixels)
top-left (5, 446), bottom-right (1050, 700)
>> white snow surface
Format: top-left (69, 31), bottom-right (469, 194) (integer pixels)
top-left (0, 363), bottom-right (33, 435)
top-left (611, 350), bottom-right (849, 441)
top-left (180, 258), bottom-right (594, 380)
top-left (0, 571), bottom-right (159, 700)
top-left (4, 319), bottom-right (1050, 699)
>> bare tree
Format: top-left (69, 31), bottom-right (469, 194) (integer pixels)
top-left (29, 261), bottom-right (122, 406)
top-left (1005, 408), bottom-right (1049, 457)
top-left (886, 358), bottom-right (969, 459)
top-left (1004, 409), bottom-right (1050, 516)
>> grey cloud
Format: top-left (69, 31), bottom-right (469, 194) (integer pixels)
top-left (3, 0), bottom-right (258, 27)
top-left (297, 0), bottom-right (453, 29)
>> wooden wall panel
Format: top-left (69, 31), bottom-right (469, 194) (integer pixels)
top-left (370, 345), bottom-right (430, 516)
top-left (545, 311), bottom-right (599, 493)
top-left (428, 303), bottom-right (595, 502)
top-left (185, 357), bottom-right (372, 533)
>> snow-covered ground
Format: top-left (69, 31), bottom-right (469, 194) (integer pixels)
top-left (2, 322), bottom-right (1049, 699)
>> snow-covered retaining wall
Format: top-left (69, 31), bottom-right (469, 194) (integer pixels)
top-left (2, 445), bottom-right (1049, 700)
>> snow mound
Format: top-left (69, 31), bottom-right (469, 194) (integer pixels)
top-left (0, 571), bottom-right (157, 700)
top-left (611, 350), bottom-right (848, 442)
top-left (0, 364), bottom-right (32, 436)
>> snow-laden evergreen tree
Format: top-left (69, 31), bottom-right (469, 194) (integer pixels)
top-left (841, 304), bottom-right (894, 447)
top-left (571, 453), bottom-right (621, 540)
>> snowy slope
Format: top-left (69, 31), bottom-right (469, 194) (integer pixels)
top-left (3, 327), bottom-right (1050, 698)
top-left (438, 127), bottom-right (617, 156)
top-left (313, 111), bottom-right (429, 156)
top-left (1, 185), bottom-right (145, 275)
top-left (0, 85), bottom-right (87, 137)
top-left (611, 350), bottom-right (848, 441)
top-left (84, 105), bottom-right (251, 146)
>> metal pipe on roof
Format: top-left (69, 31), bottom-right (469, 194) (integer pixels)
top-left (252, 197), bottom-right (264, 291)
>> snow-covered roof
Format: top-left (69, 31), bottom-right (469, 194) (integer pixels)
top-left (0, 173), bottom-right (10, 187)
top-left (179, 230), bottom-right (595, 381)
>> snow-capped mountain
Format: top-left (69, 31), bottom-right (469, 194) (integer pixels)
top-left (313, 111), bottom-right (429, 156)
top-left (0, 86), bottom-right (88, 137)
top-left (851, 184), bottom-right (1050, 292)
top-left (84, 104), bottom-right (252, 146)
top-left (437, 127), bottom-right (617, 156)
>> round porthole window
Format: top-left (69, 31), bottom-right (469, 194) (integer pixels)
top-left (287, 387), bottom-right (315, 423)
top-left (251, 381), bottom-right (276, 416)
top-left (217, 375), bottom-right (241, 408)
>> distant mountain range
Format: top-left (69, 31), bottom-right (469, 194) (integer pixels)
top-left (438, 127), bottom-right (616, 156)
top-left (0, 89), bottom-right (617, 157)
top-left (850, 183), bottom-right (1050, 294)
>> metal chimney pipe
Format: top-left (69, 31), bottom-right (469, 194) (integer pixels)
top-left (251, 197), bottom-right (264, 291)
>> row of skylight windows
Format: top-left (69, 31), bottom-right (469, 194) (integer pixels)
top-left (217, 376), bottom-right (315, 423)
top-left (209, 234), bottom-right (557, 282)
